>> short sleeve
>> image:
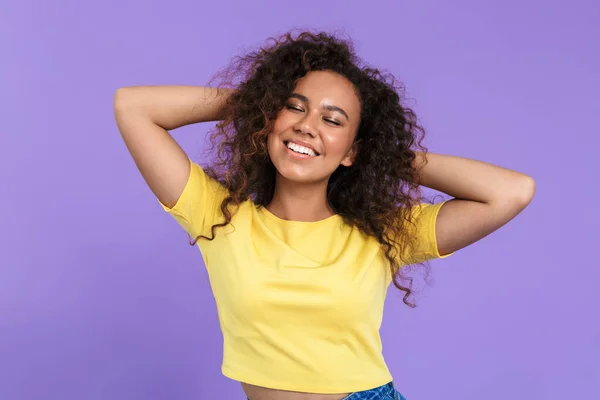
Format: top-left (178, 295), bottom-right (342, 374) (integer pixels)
top-left (402, 201), bottom-right (454, 265)
top-left (158, 159), bottom-right (228, 240)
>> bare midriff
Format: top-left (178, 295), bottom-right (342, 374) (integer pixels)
top-left (241, 382), bottom-right (351, 400)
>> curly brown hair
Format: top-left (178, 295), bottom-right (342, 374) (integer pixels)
top-left (197, 30), bottom-right (430, 307)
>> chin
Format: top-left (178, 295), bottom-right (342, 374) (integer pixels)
top-left (275, 166), bottom-right (323, 184)
top-left (268, 144), bottom-right (332, 184)
top-left (270, 159), bottom-right (331, 184)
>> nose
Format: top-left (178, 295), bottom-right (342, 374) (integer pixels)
top-left (293, 114), bottom-right (317, 137)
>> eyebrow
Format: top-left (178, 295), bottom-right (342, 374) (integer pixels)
top-left (289, 93), bottom-right (350, 121)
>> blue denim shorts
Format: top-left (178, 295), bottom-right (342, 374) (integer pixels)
top-left (247, 382), bottom-right (406, 400)
top-left (341, 382), bottom-right (406, 400)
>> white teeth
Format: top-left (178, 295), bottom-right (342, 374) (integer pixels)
top-left (286, 142), bottom-right (317, 156)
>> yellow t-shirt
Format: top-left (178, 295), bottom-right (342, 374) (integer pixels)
top-left (160, 160), bottom-right (451, 393)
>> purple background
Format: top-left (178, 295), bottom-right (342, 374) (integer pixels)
top-left (1, 1), bottom-right (599, 399)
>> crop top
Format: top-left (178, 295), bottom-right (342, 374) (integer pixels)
top-left (160, 160), bottom-right (451, 393)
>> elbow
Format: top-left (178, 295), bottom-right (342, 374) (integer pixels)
top-left (113, 87), bottom-right (134, 111)
top-left (502, 175), bottom-right (536, 211)
top-left (492, 174), bottom-right (536, 212)
top-left (516, 175), bottom-right (536, 206)
top-left (114, 86), bottom-right (147, 111)
top-left (113, 87), bottom-right (148, 122)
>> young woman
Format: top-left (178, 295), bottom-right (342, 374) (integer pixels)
top-left (114, 31), bottom-right (535, 400)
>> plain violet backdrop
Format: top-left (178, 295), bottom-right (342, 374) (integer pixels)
top-left (1, 0), bottom-right (599, 399)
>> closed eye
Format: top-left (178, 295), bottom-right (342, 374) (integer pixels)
top-left (286, 103), bottom-right (341, 126)
top-left (286, 104), bottom-right (303, 112)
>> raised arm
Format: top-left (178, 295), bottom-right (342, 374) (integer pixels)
top-left (414, 152), bottom-right (536, 255)
top-left (113, 86), bottom-right (231, 208)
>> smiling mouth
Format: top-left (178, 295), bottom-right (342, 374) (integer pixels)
top-left (284, 141), bottom-right (319, 157)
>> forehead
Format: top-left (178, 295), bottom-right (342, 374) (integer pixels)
top-left (293, 71), bottom-right (360, 112)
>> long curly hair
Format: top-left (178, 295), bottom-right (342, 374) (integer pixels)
top-left (197, 30), bottom-right (430, 307)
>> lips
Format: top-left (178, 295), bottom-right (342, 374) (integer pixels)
top-left (284, 140), bottom-right (320, 156)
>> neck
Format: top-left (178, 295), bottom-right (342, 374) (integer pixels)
top-left (266, 175), bottom-right (334, 222)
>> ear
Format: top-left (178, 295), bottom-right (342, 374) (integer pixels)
top-left (340, 141), bottom-right (360, 167)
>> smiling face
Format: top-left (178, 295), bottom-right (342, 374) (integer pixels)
top-left (267, 70), bottom-right (362, 185)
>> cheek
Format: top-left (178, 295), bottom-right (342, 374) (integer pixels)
top-left (267, 117), bottom-right (285, 147)
top-left (323, 135), bottom-right (355, 158)
top-left (271, 111), bottom-right (292, 134)
top-left (267, 132), bottom-right (284, 162)
top-left (267, 133), bottom-right (277, 151)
